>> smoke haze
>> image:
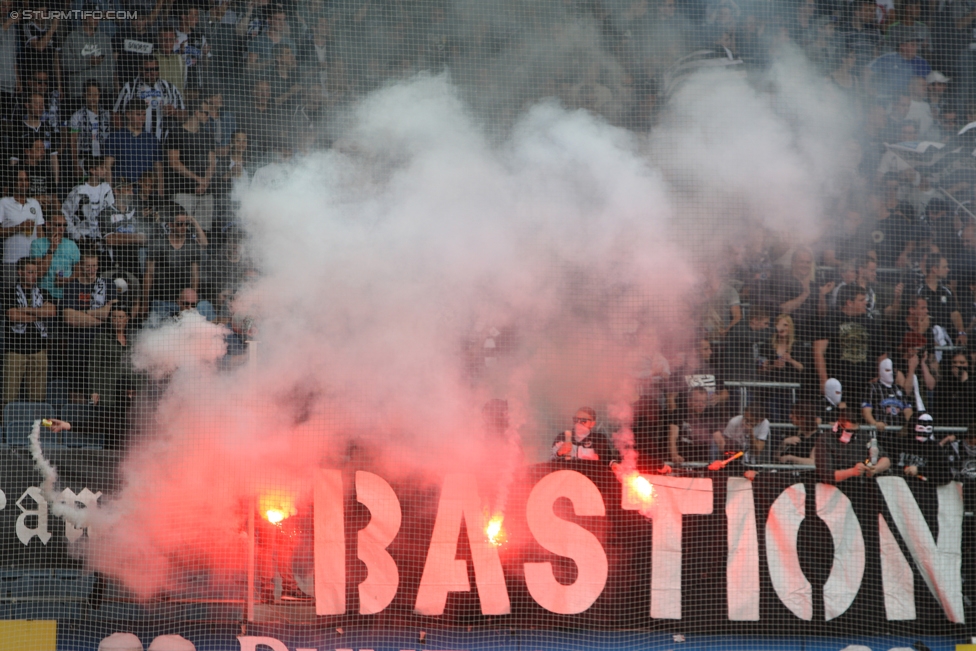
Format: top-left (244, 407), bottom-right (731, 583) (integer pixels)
top-left (70, 9), bottom-right (859, 597)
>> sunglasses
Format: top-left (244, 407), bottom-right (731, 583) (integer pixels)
top-left (573, 417), bottom-right (594, 424)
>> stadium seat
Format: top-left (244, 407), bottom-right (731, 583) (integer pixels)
top-left (46, 379), bottom-right (69, 408)
top-left (60, 404), bottom-right (102, 449)
top-left (3, 402), bottom-right (58, 447)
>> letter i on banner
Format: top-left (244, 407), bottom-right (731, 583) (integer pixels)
top-left (314, 470), bottom-right (345, 615)
top-left (415, 473), bottom-right (510, 616)
top-left (726, 477), bottom-right (759, 621)
top-left (524, 470), bottom-right (608, 615)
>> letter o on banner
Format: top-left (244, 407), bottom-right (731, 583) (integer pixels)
top-left (523, 470), bottom-right (608, 614)
top-left (765, 483), bottom-right (866, 621)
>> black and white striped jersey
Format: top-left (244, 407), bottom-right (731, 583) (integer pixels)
top-left (113, 77), bottom-right (186, 140)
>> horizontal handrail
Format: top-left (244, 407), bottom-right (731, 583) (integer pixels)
top-left (724, 381), bottom-right (802, 389)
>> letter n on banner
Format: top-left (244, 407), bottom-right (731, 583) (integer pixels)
top-left (877, 477), bottom-right (965, 623)
top-left (414, 474), bottom-right (510, 616)
top-left (619, 474), bottom-right (712, 619)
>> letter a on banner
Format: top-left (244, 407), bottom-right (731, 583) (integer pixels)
top-left (16, 487), bottom-right (51, 546)
top-left (415, 473), bottom-right (510, 616)
top-left (524, 470), bottom-right (608, 615)
top-left (355, 471), bottom-right (402, 615)
top-left (314, 470), bottom-right (345, 615)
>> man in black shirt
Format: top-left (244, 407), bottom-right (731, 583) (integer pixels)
top-left (771, 247), bottom-right (834, 341)
top-left (917, 253), bottom-right (965, 345)
top-left (2, 258), bottom-right (55, 417)
top-left (143, 207), bottom-right (204, 324)
top-left (167, 100), bottom-right (216, 231)
top-left (668, 386), bottom-right (725, 464)
top-left (814, 284), bottom-right (884, 406)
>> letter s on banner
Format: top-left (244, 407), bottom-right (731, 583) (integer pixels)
top-left (524, 470), bottom-right (608, 614)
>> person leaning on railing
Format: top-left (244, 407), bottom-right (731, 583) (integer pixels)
top-left (815, 413), bottom-right (891, 484)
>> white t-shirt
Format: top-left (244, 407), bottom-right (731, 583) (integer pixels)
top-left (0, 197), bottom-right (43, 264)
top-left (723, 415), bottom-right (770, 452)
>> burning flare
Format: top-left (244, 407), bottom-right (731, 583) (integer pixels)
top-left (258, 491), bottom-right (297, 526)
top-left (625, 473), bottom-right (656, 508)
top-left (485, 513), bottom-right (506, 547)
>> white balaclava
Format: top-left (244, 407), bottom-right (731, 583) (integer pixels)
top-left (879, 358), bottom-right (894, 387)
top-left (825, 378), bottom-right (843, 406)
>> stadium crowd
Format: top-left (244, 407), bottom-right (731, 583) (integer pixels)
top-left (1, 0), bottom-right (976, 463)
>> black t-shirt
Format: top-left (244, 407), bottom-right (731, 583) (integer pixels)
top-left (166, 127), bottom-right (214, 195)
top-left (817, 313), bottom-right (882, 404)
top-left (889, 434), bottom-right (952, 485)
top-left (870, 213), bottom-right (914, 267)
top-left (917, 282), bottom-right (957, 332)
top-left (815, 428), bottom-right (887, 484)
top-left (668, 404), bottom-right (724, 446)
top-left (149, 236), bottom-right (202, 303)
top-left (862, 381), bottom-right (911, 427)
top-left (933, 375), bottom-right (976, 426)
top-left (778, 431), bottom-right (817, 462)
top-left (18, 121), bottom-right (60, 158)
top-left (22, 159), bottom-right (55, 198)
top-left (770, 273), bottom-right (817, 340)
top-left (724, 322), bottom-right (770, 381)
top-left (2, 284), bottom-right (52, 354)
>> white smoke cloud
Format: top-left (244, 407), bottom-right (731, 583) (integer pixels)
top-left (76, 51), bottom-right (857, 595)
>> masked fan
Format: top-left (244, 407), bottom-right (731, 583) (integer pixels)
top-left (819, 377), bottom-right (845, 426)
top-left (890, 412), bottom-right (953, 485)
top-left (862, 358), bottom-right (912, 433)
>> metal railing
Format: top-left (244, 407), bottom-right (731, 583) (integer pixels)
top-left (724, 380), bottom-right (801, 414)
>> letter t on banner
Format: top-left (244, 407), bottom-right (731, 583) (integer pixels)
top-left (620, 475), bottom-right (713, 619)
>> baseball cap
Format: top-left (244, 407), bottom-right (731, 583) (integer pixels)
top-left (926, 71), bottom-right (950, 84)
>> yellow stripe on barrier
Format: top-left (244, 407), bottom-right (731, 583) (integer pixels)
top-left (0, 620), bottom-right (57, 651)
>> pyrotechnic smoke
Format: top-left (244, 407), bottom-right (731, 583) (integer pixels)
top-left (29, 421), bottom-right (88, 528)
top-left (60, 7), bottom-right (857, 598)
